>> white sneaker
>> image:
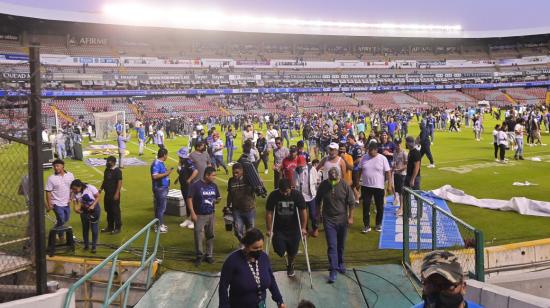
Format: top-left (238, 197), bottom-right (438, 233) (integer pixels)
top-left (428, 164), bottom-right (435, 168)
top-left (264, 169), bottom-right (268, 175)
top-left (159, 225), bottom-right (168, 233)
top-left (187, 221), bottom-right (194, 229)
top-left (180, 219), bottom-right (192, 228)
top-left (361, 226), bottom-right (371, 233)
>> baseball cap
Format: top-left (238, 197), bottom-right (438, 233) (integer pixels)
top-left (328, 142), bottom-right (339, 150)
top-left (177, 147), bottom-right (189, 159)
top-left (421, 251), bottom-right (464, 284)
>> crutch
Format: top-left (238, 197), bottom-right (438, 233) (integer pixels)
top-left (296, 207), bottom-right (314, 289)
top-left (265, 209), bottom-right (276, 255)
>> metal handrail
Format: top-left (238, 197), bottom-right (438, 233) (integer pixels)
top-left (402, 187), bottom-right (485, 282)
top-left (63, 219), bottom-right (161, 308)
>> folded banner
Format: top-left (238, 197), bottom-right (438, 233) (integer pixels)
top-left (430, 185), bottom-right (550, 217)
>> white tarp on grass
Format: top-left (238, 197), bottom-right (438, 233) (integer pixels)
top-left (431, 185), bottom-right (550, 217)
top-left (85, 157), bottom-right (147, 167)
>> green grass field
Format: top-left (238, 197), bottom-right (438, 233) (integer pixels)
top-left (40, 115), bottom-right (550, 273)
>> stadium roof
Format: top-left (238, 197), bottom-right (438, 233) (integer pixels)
top-left (0, 0), bottom-right (549, 38)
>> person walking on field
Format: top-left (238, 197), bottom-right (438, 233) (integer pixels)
top-left (150, 148), bottom-right (173, 233)
top-left (314, 167), bottom-right (355, 283)
top-left (266, 179), bottom-right (308, 277)
top-left (359, 140), bottom-right (392, 233)
top-left (187, 167), bottom-right (221, 266)
top-left (45, 159), bottom-right (75, 238)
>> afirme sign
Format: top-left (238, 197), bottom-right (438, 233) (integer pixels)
top-left (68, 36), bottom-right (109, 46)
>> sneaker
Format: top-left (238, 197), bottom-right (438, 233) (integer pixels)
top-left (361, 226), bottom-right (371, 234)
top-left (519, 156), bottom-right (524, 160)
top-left (204, 256), bottom-right (215, 264)
top-left (158, 225), bottom-right (168, 233)
top-left (495, 158), bottom-right (499, 162)
top-left (180, 219), bottom-right (192, 228)
top-left (287, 263), bottom-right (295, 277)
top-left (111, 229), bottom-right (121, 235)
top-left (101, 228), bottom-right (112, 233)
top-left (194, 257), bottom-right (202, 267)
top-left (337, 264), bottom-right (346, 274)
top-left (91, 247), bottom-right (96, 254)
top-left (328, 270), bottom-right (337, 283)
top-left (187, 221), bottom-right (194, 229)
top-left (375, 226), bottom-right (382, 232)
top-left (264, 169), bottom-right (268, 175)
top-left (427, 164), bottom-right (435, 168)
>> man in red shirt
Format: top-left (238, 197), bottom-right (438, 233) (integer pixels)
top-left (281, 146), bottom-right (299, 188)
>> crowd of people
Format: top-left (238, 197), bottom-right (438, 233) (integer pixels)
top-left (38, 101), bottom-right (550, 308)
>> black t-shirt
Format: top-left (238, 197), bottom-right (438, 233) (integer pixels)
top-left (406, 148), bottom-right (421, 178)
top-left (101, 167), bottom-right (122, 195)
top-left (266, 189), bottom-right (306, 235)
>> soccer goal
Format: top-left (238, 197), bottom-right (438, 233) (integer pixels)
top-left (93, 111), bottom-right (126, 141)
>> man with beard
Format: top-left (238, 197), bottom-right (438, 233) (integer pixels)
top-left (190, 141), bottom-right (212, 181)
top-left (266, 179), bottom-right (307, 277)
top-left (99, 156), bottom-right (123, 234)
top-left (412, 250), bottom-right (482, 308)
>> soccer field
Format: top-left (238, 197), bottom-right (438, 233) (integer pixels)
top-left (41, 114), bottom-right (550, 273)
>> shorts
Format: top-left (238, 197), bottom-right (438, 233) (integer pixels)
top-left (272, 232), bottom-right (300, 258)
top-left (393, 173), bottom-right (405, 194)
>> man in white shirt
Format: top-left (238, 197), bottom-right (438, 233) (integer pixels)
top-left (45, 159), bottom-right (75, 237)
top-left (156, 126), bottom-right (165, 149)
top-left (359, 140), bottom-right (392, 233)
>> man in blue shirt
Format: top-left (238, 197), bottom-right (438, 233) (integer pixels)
top-left (117, 131), bottom-right (130, 168)
top-left (150, 148), bottom-right (173, 233)
top-left (187, 166), bottom-right (221, 266)
top-left (412, 250), bottom-right (483, 308)
top-left (136, 124), bottom-right (146, 156)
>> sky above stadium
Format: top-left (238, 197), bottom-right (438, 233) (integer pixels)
top-left (1, 0), bottom-right (550, 36)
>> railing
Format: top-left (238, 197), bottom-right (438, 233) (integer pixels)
top-left (63, 219), bottom-right (161, 308)
top-left (402, 187), bottom-right (485, 282)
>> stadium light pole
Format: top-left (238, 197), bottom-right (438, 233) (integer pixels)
top-left (29, 45), bottom-right (47, 295)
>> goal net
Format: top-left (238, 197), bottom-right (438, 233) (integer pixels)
top-left (93, 111), bottom-right (125, 141)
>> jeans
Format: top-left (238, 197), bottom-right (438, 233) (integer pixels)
top-left (232, 208), bottom-right (256, 241)
top-left (56, 143), bottom-right (66, 160)
top-left (324, 220), bottom-right (348, 272)
top-left (226, 145), bottom-right (234, 163)
top-left (420, 143), bottom-right (434, 165)
top-left (80, 206), bottom-right (100, 248)
top-left (306, 200), bottom-right (319, 231)
top-left (515, 137), bottom-right (524, 157)
top-left (361, 186), bottom-right (385, 228)
top-left (118, 150), bottom-right (125, 168)
top-left (53, 205), bottom-right (71, 229)
top-left (194, 214), bottom-right (215, 258)
top-left (282, 130), bottom-right (290, 147)
top-left (138, 139), bottom-right (144, 155)
top-left (153, 187), bottom-right (169, 225)
top-left (214, 154), bottom-right (228, 172)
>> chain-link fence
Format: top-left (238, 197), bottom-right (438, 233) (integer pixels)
top-left (402, 187), bottom-right (485, 282)
top-left (0, 96), bottom-right (37, 302)
top-left (0, 47), bottom-right (54, 302)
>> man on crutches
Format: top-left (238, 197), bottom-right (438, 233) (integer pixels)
top-left (314, 167), bottom-right (356, 283)
top-left (266, 179), bottom-right (308, 278)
